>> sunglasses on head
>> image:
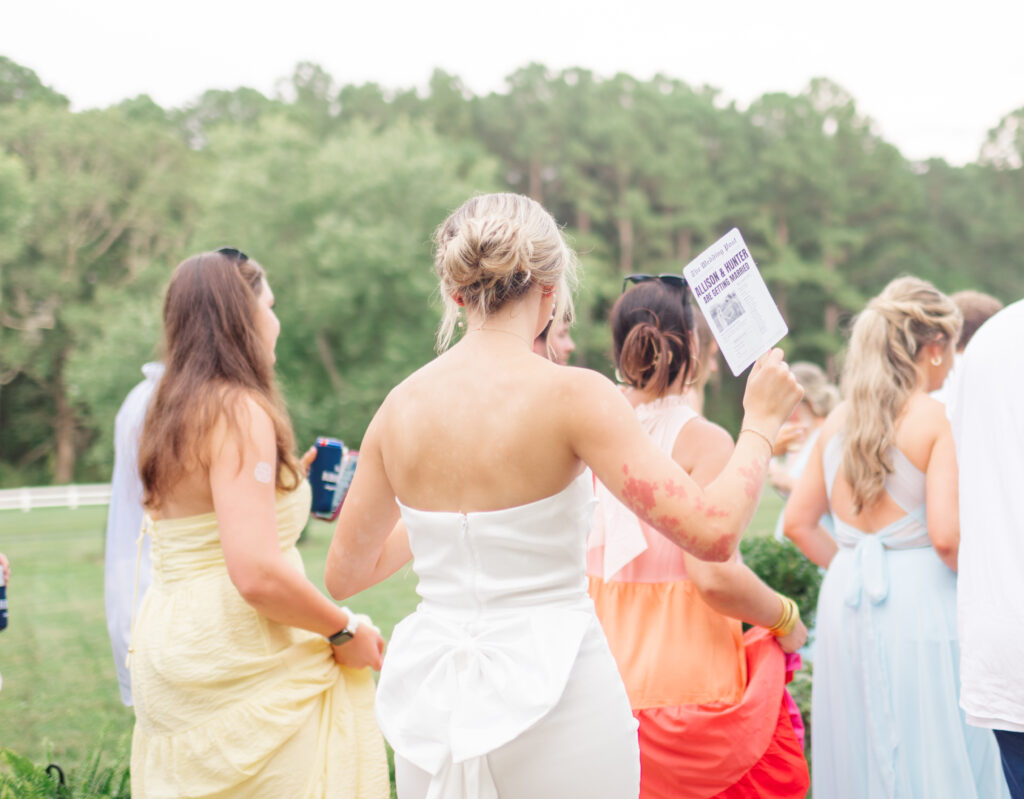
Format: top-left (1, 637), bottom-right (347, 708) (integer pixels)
top-left (217, 247), bottom-right (249, 262)
top-left (621, 273), bottom-right (689, 305)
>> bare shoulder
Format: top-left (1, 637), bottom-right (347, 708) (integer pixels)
top-left (815, 402), bottom-right (849, 450)
top-left (547, 366), bottom-right (633, 436)
top-left (821, 402), bottom-right (848, 436)
top-left (209, 387), bottom-right (275, 456)
top-left (908, 392), bottom-right (949, 422)
top-left (902, 392), bottom-right (952, 441)
top-left (674, 415), bottom-right (732, 473)
top-left (372, 359), bottom-right (438, 416)
top-left (557, 364), bottom-right (624, 404)
top-left (220, 386), bottom-right (272, 426)
top-left (679, 416), bottom-right (732, 452)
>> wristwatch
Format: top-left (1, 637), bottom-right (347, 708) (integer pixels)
top-left (327, 607), bottom-right (360, 646)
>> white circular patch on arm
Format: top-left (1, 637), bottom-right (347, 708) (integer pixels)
top-left (253, 461), bottom-right (273, 484)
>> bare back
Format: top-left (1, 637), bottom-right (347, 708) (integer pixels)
top-left (819, 393), bottom-right (952, 533)
top-left (375, 336), bottom-right (585, 512)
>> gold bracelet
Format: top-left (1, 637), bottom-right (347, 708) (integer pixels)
top-left (768, 596), bottom-right (791, 635)
top-left (740, 427), bottom-right (774, 455)
top-left (768, 594), bottom-right (800, 637)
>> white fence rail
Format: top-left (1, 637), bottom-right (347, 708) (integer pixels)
top-left (0, 484), bottom-right (112, 512)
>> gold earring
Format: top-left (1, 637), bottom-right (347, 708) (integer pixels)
top-left (931, 355), bottom-right (942, 367)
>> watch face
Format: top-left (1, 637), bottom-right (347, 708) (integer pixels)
top-left (329, 628), bottom-right (354, 646)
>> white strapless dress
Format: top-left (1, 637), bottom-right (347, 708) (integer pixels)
top-left (376, 472), bottom-right (640, 799)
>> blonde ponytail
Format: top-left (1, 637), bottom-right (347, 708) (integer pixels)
top-left (840, 276), bottom-right (961, 513)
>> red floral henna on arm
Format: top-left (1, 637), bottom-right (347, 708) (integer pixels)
top-left (621, 464), bottom-right (658, 520)
top-left (737, 458), bottom-right (767, 500)
top-left (622, 465), bottom-right (734, 560)
top-left (662, 479), bottom-right (687, 499)
top-left (695, 496), bottom-right (730, 519)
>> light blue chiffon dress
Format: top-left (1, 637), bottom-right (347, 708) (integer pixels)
top-left (811, 436), bottom-right (1009, 799)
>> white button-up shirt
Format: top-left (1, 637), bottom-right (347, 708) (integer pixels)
top-left (950, 300), bottom-right (1024, 732)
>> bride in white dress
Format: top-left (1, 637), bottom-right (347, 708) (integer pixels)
top-left (325, 193), bottom-right (802, 799)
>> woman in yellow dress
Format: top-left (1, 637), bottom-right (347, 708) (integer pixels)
top-left (130, 248), bottom-right (389, 799)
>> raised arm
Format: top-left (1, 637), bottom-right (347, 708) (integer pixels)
top-left (573, 349), bottom-right (803, 563)
top-left (325, 411), bottom-right (412, 601)
top-left (210, 394), bottom-right (384, 669)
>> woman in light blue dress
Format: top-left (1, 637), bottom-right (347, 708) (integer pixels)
top-left (784, 276), bottom-right (1009, 799)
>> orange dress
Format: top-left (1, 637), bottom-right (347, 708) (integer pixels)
top-left (587, 395), bottom-right (809, 799)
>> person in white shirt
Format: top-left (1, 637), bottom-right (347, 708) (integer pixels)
top-left (104, 361), bottom-right (163, 706)
top-left (950, 299), bottom-right (1024, 798)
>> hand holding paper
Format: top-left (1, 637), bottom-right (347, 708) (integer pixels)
top-left (683, 228), bottom-right (789, 376)
top-left (742, 349), bottom-right (804, 448)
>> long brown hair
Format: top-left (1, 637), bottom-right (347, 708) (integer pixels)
top-left (139, 251), bottom-right (301, 508)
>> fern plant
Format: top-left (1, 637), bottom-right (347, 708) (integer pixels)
top-left (0, 739), bottom-right (130, 799)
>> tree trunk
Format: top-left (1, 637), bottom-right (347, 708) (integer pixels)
top-left (824, 301), bottom-right (840, 379)
top-left (822, 222), bottom-right (840, 379)
top-left (52, 345), bottom-right (76, 484)
top-left (618, 216), bottom-right (634, 274)
top-left (315, 330), bottom-right (345, 395)
top-left (528, 157), bottom-right (544, 204)
top-left (776, 215), bottom-right (789, 248)
top-left (576, 208), bottom-right (591, 234)
top-left (775, 286), bottom-right (789, 326)
top-left (676, 229), bottom-right (692, 263)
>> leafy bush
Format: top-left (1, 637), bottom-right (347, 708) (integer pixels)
top-left (740, 535), bottom-right (823, 628)
top-left (741, 535), bottom-right (822, 754)
top-left (0, 739), bottom-right (130, 799)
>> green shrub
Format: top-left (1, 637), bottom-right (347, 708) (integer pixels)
top-left (740, 535), bottom-right (823, 627)
top-left (0, 739), bottom-right (130, 799)
top-left (741, 535), bottom-right (821, 758)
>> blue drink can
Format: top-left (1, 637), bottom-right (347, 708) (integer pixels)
top-left (310, 437), bottom-right (345, 520)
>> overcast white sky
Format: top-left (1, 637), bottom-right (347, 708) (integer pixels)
top-left (2, 0), bottom-right (1021, 164)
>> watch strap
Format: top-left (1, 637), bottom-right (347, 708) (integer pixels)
top-left (327, 606), bottom-right (361, 646)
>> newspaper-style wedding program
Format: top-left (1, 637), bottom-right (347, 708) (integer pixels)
top-left (683, 228), bottom-right (788, 376)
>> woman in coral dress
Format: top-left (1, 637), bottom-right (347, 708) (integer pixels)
top-left (588, 276), bottom-right (811, 799)
top-left (130, 249), bottom-right (389, 799)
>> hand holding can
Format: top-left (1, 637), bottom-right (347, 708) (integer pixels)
top-left (309, 438), bottom-right (360, 521)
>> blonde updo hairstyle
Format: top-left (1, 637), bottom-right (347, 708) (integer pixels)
top-left (790, 362), bottom-right (839, 419)
top-left (840, 276), bottom-right (962, 514)
top-left (434, 193), bottom-right (577, 351)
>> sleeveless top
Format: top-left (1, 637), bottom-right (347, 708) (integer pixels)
top-left (588, 395), bottom-right (704, 583)
top-left (822, 434), bottom-right (931, 608)
top-left (586, 395), bottom-right (811, 799)
top-left (376, 471), bottom-right (602, 793)
top-left (587, 395), bottom-right (746, 706)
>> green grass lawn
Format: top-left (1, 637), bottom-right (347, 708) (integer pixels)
top-left (0, 489), bottom-right (784, 774)
top-left (0, 508), bottom-right (419, 768)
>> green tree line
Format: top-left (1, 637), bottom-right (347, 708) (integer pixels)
top-left (1, 56), bottom-right (1022, 486)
